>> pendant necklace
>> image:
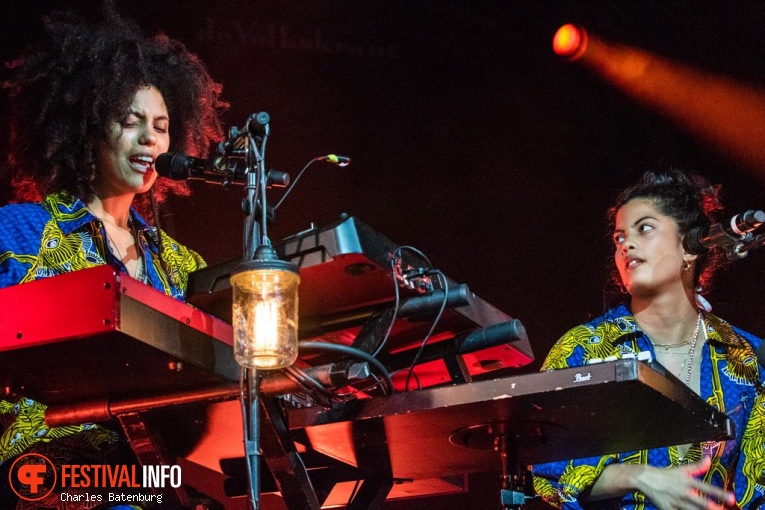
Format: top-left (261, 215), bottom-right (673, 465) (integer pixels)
top-left (87, 205), bottom-right (145, 280)
top-left (675, 311), bottom-right (702, 386)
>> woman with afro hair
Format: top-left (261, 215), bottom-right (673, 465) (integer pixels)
top-left (0, 3), bottom-right (226, 508)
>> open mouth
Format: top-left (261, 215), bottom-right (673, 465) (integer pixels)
top-left (128, 155), bottom-right (154, 173)
top-left (626, 257), bottom-right (644, 270)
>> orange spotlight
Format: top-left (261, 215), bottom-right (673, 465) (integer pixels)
top-left (553, 24), bottom-right (588, 60)
top-left (553, 24), bottom-right (765, 176)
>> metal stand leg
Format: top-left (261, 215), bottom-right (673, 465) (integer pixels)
top-left (492, 424), bottom-right (534, 510)
top-left (242, 368), bottom-right (261, 510)
top-left (346, 417), bottom-right (394, 509)
top-left (259, 396), bottom-right (323, 509)
top-left (346, 476), bottom-right (394, 510)
top-left (116, 411), bottom-right (191, 509)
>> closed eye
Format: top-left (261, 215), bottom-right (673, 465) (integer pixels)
top-left (120, 113), bottom-right (140, 128)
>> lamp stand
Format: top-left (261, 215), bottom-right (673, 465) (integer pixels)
top-left (243, 368), bottom-right (262, 509)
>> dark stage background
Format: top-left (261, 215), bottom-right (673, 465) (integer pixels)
top-left (2, 1), bottom-right (765, 508)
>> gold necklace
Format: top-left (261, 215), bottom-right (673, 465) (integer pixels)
top-left (653, 312), bottom-right (702, 385)
top-left (652, 338), bottom-right (692, 349)
top-left (651, 312), bottom-right (702, 350)
top-left (86, 205), bottom-right (146, 278)
top-left (95, 216), bottom-right (135, 259)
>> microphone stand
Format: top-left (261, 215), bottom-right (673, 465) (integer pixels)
top-left (239, 112), bottom-right (270, 510)
top-left (730, 232), bottom-right (765, 259)
top-left (243, 112), bottom-right (270, 262)
top-left (242, 367), bottom-right (262, 510)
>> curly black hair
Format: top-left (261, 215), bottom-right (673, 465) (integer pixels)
top-left (605, 168), bottom-right (727, 302)
top-left (4, 2), bottom-right (227, 213)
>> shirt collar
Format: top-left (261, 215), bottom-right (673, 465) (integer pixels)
top-left (45, 192), bottom-right (92, 234)
top-left (46, 192), bottom-right (151, 237)
top-left (702, 312), bottom-right (743, 347)
top-left (605, 303), bottom-right (742, 347)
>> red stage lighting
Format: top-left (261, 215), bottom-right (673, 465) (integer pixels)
top-left (553, 24), bottom-right (588, 60)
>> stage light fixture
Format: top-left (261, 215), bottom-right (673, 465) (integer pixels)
top-left (553, 23), bottom-right (588, 60)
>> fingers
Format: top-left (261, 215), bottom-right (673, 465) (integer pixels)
top-left (686, 479), bottom-right (736, 509)
top-left (680, 459), bottom-right (735, 510)
top-left (644, 458), bottom-right (736, 510)
top-left (687, 456), bottom-right (712, 477)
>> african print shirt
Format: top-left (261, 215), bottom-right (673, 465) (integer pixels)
top-left (0, 192), bottom-right (206, 508)
top-left (0, 192), bottom-right (205, 298)
top-left (532, 304), bottom-right (765, 510)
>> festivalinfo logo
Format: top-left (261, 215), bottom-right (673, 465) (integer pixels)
top-left (9, 452), bottom-right (181, 505)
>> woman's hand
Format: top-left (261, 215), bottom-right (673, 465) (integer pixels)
top-left (634, 457), bottom-right (735, 510)
top-left (590, 456), bottom-right (735, 510)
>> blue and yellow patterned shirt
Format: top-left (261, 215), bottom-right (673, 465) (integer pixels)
top-left (0, 192), bottom-right (206, 508)
top-left (532, 304), bottom-right (765, 510)
top-left (0, 192), bottom-right (205, 298)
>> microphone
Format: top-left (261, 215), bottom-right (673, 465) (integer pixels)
top-left (321, 154), bottom-right (351, 167)
top-left (156, 152), bottom-right (252, 187)
top-left (155, 152), bottom-right (221, 180)
top-left (157, 151), bottom-right (291, 189)
top-left (683, 210), bottom-right (765, 255)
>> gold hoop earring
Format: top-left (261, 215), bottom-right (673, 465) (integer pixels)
top-left (682, 260), bottom-right (691, 273)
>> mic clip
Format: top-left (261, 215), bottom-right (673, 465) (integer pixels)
top-left (683, 209), bottom-right (765, 261)
top-left (728, 232), bottom-right (765, 259)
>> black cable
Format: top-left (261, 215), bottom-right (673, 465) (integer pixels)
top-left (284, 367), bottom-right (335, 408)
top-left (371, 256), bottom-right (403, 358)
top-left (371, 245), bottom-right (434, 357)
top-left (391, 367), bottom-right (421, 391)
top-left (369, 244), bottom-right (445, 392)
top-left (287, 366), bottom-right (337, 399)
top-left (404, 270), bottom-right (449, 392)
top-left (335, 373), bottom-right (385, 398)
top-left (286, 367), bottom-right (326, 396)
top-left (393, 245), bottom-right (433, 269)
top-left (298, 341), bottom-right (394, 395)
top-left (242, 126), bottom-right (267, 256)
top-left (253, 129), bottom-right (269, 245)
top-left (408, 369), bottom-right (422, 391)
top-left (274, 157), bottom-right (322, 210)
